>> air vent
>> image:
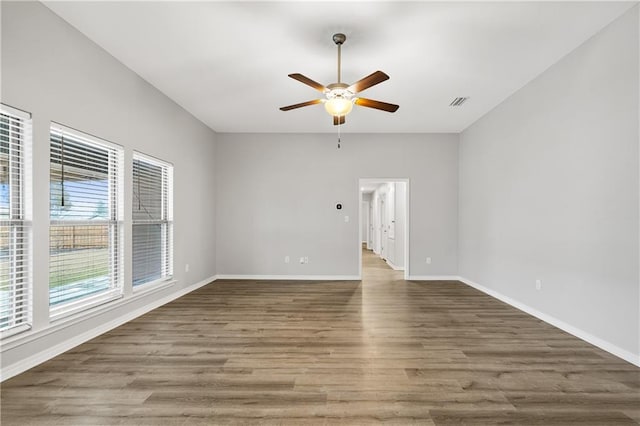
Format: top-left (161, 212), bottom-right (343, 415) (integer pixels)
top-left (449, 97), bottom-right (469, 107)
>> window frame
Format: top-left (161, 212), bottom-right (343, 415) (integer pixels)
top-left (49, 123), bottom-right (124, 321)
top-left (132, 151), bottom-right (173, 290)
top-left (0, 104), bottom-right (32, 339)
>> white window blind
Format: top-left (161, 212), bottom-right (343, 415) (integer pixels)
top-left (0, 105), bottom-right (31, 338)
top-left (49, 124), bottom-right (123, 319)
top-left (132, 153), bottom-right (173, 287)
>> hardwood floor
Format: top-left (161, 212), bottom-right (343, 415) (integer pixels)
top-left (2, 249), bottom-right (639, 425)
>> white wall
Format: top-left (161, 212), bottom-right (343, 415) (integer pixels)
top-left (459, 6), bottom-right (639, 362)
top-left (1, 2), bottom-right (217, 376)
top-left (394, 182), bottom-right (406, 269)
top-left (216, 133), bottom-right (458, 278)
top-left (361, 193), bottom-right (372, 243)
top-left (371, 189), bottom-right (382, 254)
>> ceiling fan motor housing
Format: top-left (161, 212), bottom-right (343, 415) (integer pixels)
top-left (326, 83), bottom-right (353, 99)
top-left (332, 33), bottom-right (346, 45)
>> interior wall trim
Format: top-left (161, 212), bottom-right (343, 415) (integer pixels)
top-left (457, 276), bottom-right (640, 367)
top-left (0, 275), bottom-right (216, 382)
top-left (215, 275), bottom-right (361, 281)
top-left (407, 275), bottom-right (460, 281)
top-left (385, 259), bottom-right (404, 271)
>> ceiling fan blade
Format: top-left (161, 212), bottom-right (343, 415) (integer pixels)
top-left (280, 99), bottom-right (322, 111)
top-left (333, 115), bottom-right (346, 126)
top-left (288, 73), bottom-right (326, 92)
top-left (355, 98), bottom-right (399, 113)
top-left (348, 71), bottom-right (389, 94)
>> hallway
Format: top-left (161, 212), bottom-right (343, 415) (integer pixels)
top-left (361, 246), bottom-right (403, 281)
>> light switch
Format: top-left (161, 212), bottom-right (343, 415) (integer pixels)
top-left (344, 215), bottom-right (349, 222)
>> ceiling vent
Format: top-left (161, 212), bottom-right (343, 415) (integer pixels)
top-left (449, 97), bottom-right (469, 107)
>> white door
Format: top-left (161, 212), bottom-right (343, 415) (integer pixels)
top-left (368, 203), bottom-right (373, 250)
top-left (380, 196), bottom-right (387, 260)
top-left (361, 201), bottom-right (370, 246)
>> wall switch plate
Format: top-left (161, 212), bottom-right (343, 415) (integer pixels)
top-left (304, 257), bottom-right (309, 264)
top-left (426, 257), bottom-right (431, 264)
top-left (344, 215), bottom-right (349, 223)
top-left (284, 256), bottom-right (290, 264)
top-left (185, 264), bottom-right (190, 272)
top-left (535, 279), bottom-right (542, 290)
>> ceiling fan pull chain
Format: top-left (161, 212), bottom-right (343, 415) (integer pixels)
top-left (337, 119), bottom-right (341, 149)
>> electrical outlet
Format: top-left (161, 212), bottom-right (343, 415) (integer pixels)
top-left (284, 256), bottom-right (290, 264)
top-left (185, 264), bottom-right (190, 272)
top-left (535, 279), bottom-right (542, 290)
top-left (426, 257), bottom-right (431, 265)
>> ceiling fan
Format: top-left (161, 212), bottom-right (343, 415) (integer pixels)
top-left (280, 33), bottom-right (399, 126)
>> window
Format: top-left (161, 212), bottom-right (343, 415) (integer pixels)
top-left (132, 153), bottom-right (173, 287)
top-left (0, 105), bottom-right (30, 338)
top-left (49, 124), bottom-right (123, 319)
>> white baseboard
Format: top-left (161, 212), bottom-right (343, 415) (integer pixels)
top-left (408, 275), bottom-right (460, 281)
top-left (216, 274), bottom-right (360, 281)
top-left (458, 276), bottom-right (640, 367)
top-left (385, 259), bottom-right (404, 271)
top-left (0, 275), bottom-right (216, 382)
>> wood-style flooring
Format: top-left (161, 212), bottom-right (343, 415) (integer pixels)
top-left (1, 249), bottom-right (639, 425)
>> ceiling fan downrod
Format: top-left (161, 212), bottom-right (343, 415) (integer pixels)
top-left (333, 33), bottom-right (346, 84)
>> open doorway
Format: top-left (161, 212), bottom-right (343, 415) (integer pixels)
top-left (359, 179), bottom-right (409, 280)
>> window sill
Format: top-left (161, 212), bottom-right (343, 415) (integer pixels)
top-left (132, 278), bottom-right (175, 295)
top-left (1, 279), bottom-right (177, 351)
top-left (0, 324), bottom-right (32, 340)
top-left (50, 290), bottom-right (124, 323)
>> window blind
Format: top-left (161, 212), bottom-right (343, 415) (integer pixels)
top-left (132, 153), bottom-right (173, 287)
top-left (49, 124), bottom-right (123, 318)
top-left (0, 105), bottom-right (31, 338)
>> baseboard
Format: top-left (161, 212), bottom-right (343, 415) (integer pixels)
top-left (408, 275), bottom-right (460, 281)
top-left (385, 259), bottom-right (404, 271)
top-left (458, 276), bottom-right (640, 367)
top-left (216, 274), bottom-right (361, 281)
top-left (0, 275), bottom-right (216, 382)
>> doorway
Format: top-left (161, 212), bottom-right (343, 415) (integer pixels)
top-left (359, 178), bottom-right (409, 280)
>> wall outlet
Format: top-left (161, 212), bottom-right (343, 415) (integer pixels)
top-left (284, 256), bottom-right (290, 264)
top-left (426, 257), bottom-right (432, 265)
top-left (535, 279), bottom-right (542, 290)
top-left (185, 264), bottom-right (190, 272)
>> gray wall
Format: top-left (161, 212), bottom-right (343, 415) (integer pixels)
top-left (1, 2), bottom-right (217, 372)
top-left (459, 7), bottom-right (639, 359)
top-left (216, 133), bottom-right (458, 278)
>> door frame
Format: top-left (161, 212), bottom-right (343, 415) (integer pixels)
top-left (358, 178), bottom-right (410, 280)
top-left (362, 200), bottom-right (371, 248)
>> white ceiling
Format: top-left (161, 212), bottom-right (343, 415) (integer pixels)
top-left (44, 1), bottom-right (635, 134)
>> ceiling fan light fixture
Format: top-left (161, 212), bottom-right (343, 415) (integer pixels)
top-left (280, 33), bottom-right (398, 124)
top-left (324, 97), bottom-right (353, 117)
